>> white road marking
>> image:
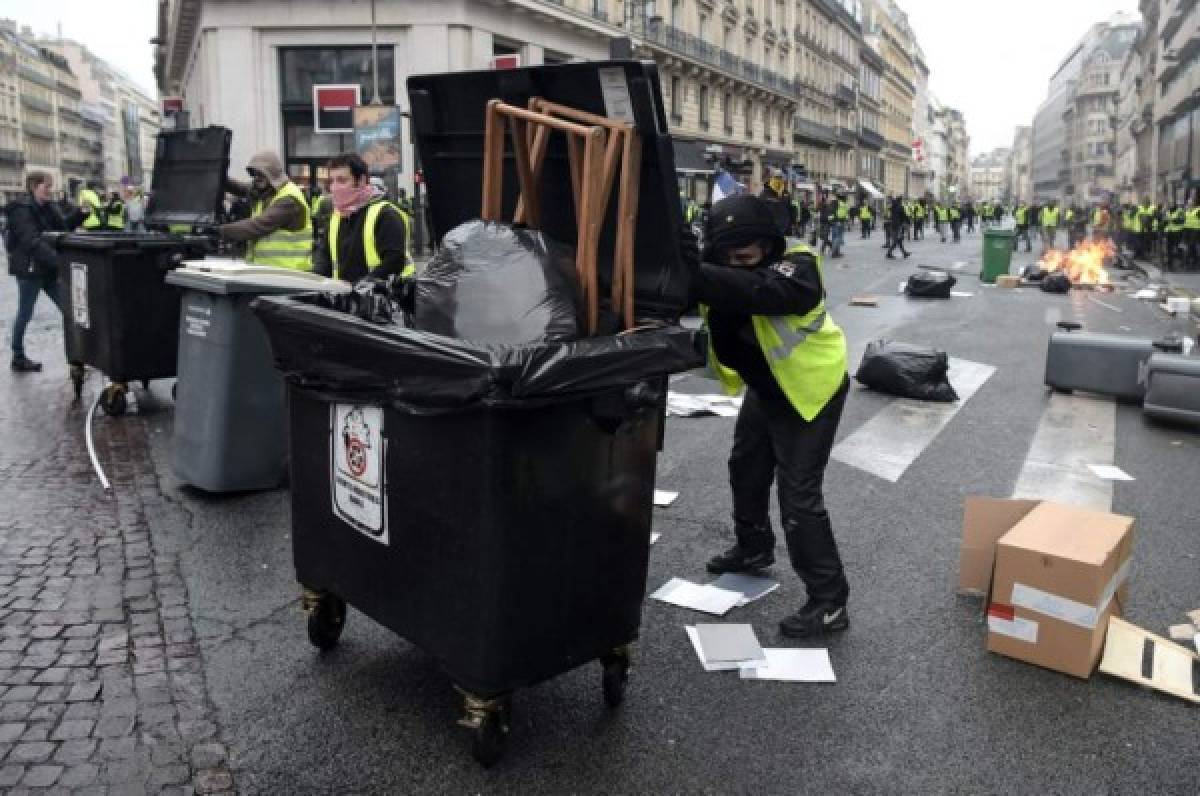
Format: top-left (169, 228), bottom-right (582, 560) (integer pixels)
top-left (831, 358), bottom-right (996, 483)
top-left (1011, 391), bottom-right (1116, 511)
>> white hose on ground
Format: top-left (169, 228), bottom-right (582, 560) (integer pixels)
top-left (86, 390), bottom-right (112, 492)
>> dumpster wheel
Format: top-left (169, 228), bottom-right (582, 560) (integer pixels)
top-left (457, 690), bottom-right (511, 767)
top-left (99, 384), bottom-right (128, 417)
top-left (600, 646), bottom-right (632, 708)
top-left (69, 364), bottom-right (85, 401)
top-left (304, 592), bottom-right (346, 651)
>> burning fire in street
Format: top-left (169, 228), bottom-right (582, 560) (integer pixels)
top-left (1038, 239), bottom-right (1115, 286)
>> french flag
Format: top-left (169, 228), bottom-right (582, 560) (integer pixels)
top-left (711, 169), bottom-right (743, 204)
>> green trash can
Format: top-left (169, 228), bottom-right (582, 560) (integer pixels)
top-left (981, 228), bottom-right (1015, 283)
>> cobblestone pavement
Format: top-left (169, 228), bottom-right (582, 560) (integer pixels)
top-left (0, 280), bottom-right (234, 794)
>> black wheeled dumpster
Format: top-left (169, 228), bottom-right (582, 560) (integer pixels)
top-left (53, 126), bottom-right (230, 414)
top-left (251, 60), bottom-right (703, 766)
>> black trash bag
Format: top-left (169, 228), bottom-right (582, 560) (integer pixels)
top-left (412, 220), bottom-right (582, 344)
top-left (1021, 264), bottom-right (1047, 281)
top-left (1040, 271), bottom-right (1071, 294)
top-left (854, 340), bottom-right (959, 402)
top-left (309, 278), bottom-right (396, 325)
top-left (905, 270), bottom-right (956, 299)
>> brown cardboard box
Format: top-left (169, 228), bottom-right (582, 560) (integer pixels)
top-left (958, 498), bottom-right (1134, 679)
top-left (996, 275), bottom-right (1021, 288)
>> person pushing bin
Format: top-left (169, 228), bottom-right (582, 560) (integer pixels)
top-left (691, 194), bottom-right (852, 639)
top-left (217, 151), bottom-right (312, 270)
top-left (312, 153), bottom-right (413, 283)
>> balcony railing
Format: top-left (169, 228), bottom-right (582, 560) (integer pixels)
top-left (857, 128), bottom-right (885, 150)
top-left (0, 148), bottom-right (24, 165)
top-left (21, 93), bottom-right (54, 114)
top-left (835, 125), bottom-right (858, 146)
top-left (22, 121), bottom-right (57, 140)
top-left (835, 84), bottom-right (855, 106)
top-left (794, 117), bottom-right (834, 143)
top-left (18, 65), bottom-right (56, 90)
top-left (641, 18), bottom-right (800, 100)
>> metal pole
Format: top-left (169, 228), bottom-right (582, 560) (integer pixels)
top-left (370, 0), bottom-right (381, 105)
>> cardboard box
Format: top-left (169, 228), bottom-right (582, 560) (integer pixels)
top-left (996, 275), bottom-right (1020, 288)
top-left (958, 498), bottom-right (1134, 679)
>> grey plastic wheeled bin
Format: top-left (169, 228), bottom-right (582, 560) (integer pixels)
top-left (166, 259), bottom-right (349, 492)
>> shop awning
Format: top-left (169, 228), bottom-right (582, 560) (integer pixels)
top-left (858, 179), bottom-right (884, 199)
top-left (671, 139), bottom-right (715, 174)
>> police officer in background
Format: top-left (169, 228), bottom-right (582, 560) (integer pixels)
top-left (76, 181), bottom-right (105, 230)
top-left (313, 153), bottom-right (412, 283)
top-left (687, 194), bottom-right (851, 638)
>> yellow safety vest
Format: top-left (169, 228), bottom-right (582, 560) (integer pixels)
top-left (78, 188), bottom-right (103, 229)
top-left (106, 201), bottom-right (125, 230)
top-left (1041, 207), bottom-right (1060, 227)
top-left (704, 243), bottom-right (847, 421)
top-left (1185, 207), bottom-right (1200, 230)
top-left (858, 205), bottom-right (871, 220)
top-left (327, 199), bottom-right (415, 280)
top-left (1166, 209), bottom-right (1186, 233)
top-left (836, 200), bottom-right (849, 221)
top-left (247, 182), bottom-right (313, 271)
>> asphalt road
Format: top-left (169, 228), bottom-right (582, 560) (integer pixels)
top-left (127, 224), bottom-right (1200, 794)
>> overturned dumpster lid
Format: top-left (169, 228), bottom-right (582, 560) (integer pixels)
top-left (146, 125), bottom-right (232, 228)
top-left (407, 60), bottom-right (693, 322)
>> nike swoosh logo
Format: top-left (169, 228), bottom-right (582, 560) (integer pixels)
top-left (823, 608), bottom-right (845, 624)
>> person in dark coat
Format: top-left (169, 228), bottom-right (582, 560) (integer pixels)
top-left (885, 195), bottom-right (911, 259)
top-left (5, 171), bottom-right (85, 371)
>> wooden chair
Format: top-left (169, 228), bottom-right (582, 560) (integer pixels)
top-left (480, 98), bottom-right (642, 333)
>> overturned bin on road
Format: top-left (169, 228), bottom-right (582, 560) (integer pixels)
top-left (251, 61), bottom-right (705, 766)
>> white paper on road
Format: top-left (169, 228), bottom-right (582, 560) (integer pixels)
top-left (709, 573), bottom-right (780, 607)
top-left (650, 532), bottom-right (661, 545)
top-left (1088, 464), bottom-right (1135, 482)
top-left (684, 626), bottom-right (766, 671)
top-left (693, 623), bottom-right (766, 666)
top-left (1012, 392), bottom-right (1117, 511)
top-left (1133, 288), bottom-right (1160, 300)
top-left (651, 578), bottom-right (742, 615)
top-left (832, 358), bottom-right (996, 483)
top-left (950, 291), bottom-right (974, 298)
top-left (739, 648), bottom-right (836, 683)
top-left (666, 392), bottom-right (743, 418)
top-left (654, 489), bottom-right (679, 507)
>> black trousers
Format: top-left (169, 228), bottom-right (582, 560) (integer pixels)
top-left (886, 224), bottom-right (909, 256)
top-left (729, 380), bottom-right (850, 604)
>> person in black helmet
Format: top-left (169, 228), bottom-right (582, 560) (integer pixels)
top-left (683, 194), bottom-right (852, 638)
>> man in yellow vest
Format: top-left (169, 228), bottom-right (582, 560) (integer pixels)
top-left (1039, 199), bottom-right (1060, 253)
top-left (104, 191), bottom-right (125, 231)
top-left (313, 153), bottom-right (413, 283)
top-left (1013, 201), bottom-right (1031, 252)
top-left (1164, 203), bottom-right (1186, 270)
top-left (689, 194), bottom-right (850, 638)
top-left (1185, 195), bottom-right (1200, 269)
top-left (76, 182), bottom-right (105, 230)
top-left (217, 151), bottom-right (312, 270)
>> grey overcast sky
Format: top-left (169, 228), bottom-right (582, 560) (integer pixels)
top-left (0, 0), bottom-right (1143, 156)
top-left (0, 0), bottom-right (158, 97)
top-left (899, 0), bottom-right (1139, 157)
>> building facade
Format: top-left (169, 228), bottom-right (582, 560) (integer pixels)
top-left (940, 106), bottom-right (968, 198)
top-left (908, 45), bottom-right (932, 197)
top-left (856, 38), bottom-right (886, 191)
top-left (0, 20), bottom-right (107, 202)
top-left (1152, 0), bottom-right (1199, 202)
top-left (968, 147), bottom-right (1010, 203)
top-left (1061, 20), bottom-right (1137, 204)
top-left (864, 0), bottom-right (915, 196)
top-left (1009, 125), bottom-right (1033, 202)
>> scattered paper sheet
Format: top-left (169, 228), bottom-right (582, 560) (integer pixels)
top-left (1167, 623), bottom-right (1195, 641)
top-left (950, 291), bottom-right (974, 298)
top-left (1188, 609), bottom-right (1200, 626)
top-left (650, 578), bottom-right (742, 615)
top-left (739, 648), bottom-right (836, 683)
top-left (653, 490), bottom-right (679, 507)
top-left (693, 623), bottom-right (766, 666)
top-left (1088, 464), bottom-right (1135, 481)
top-left (1133, 288), bottom-right (1159, 300)
top-left (650, 532), bottom-right (661, 545)
top-left (684, 626), bottom-right (766, 672)
top-left (709, 573), bottom-right (780, 607)
top-left (666, 393), bottom-right (743, 418)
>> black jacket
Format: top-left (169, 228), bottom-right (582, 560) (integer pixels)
top-left (889, 198), bottom-right (908, 227)
top-left (5, 194), bottom-right (84, 278)
top-left (695, 248), bottom-right (824, 402)
top-left (312, 198), bottom-right (408, 283)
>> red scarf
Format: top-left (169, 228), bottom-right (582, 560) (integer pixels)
top-left (332, 183), bottom-right (377, 217)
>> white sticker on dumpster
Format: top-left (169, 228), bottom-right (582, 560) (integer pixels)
top-left (331, 404), bottom-right (387, 544)
top-left (70, 263), bottom-right (89, 329)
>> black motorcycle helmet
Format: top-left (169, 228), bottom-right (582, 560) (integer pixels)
top-left (702, 195), bottom-right (786, 265)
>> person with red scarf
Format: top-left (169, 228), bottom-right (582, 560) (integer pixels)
top-left (312, 153), bottom-right (411, 283)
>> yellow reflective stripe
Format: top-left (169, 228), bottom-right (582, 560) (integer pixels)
top-left (328, 212), bottom-right (341, 276)
top-left (363, 202), bottom-right (385, 268)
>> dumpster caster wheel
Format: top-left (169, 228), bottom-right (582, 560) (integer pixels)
top-left (458, 691), bottom-right (511, 767)
top-left (600, 647), bottom-right (631, 708)
top-left (305, 594), bottom-right (346, 651)
top-left (99, 384), bottom-right (127, 416)
top-left (70, 365), bottom-right (85, 401)
top-left (171, 382), bottom-right (177, 401)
